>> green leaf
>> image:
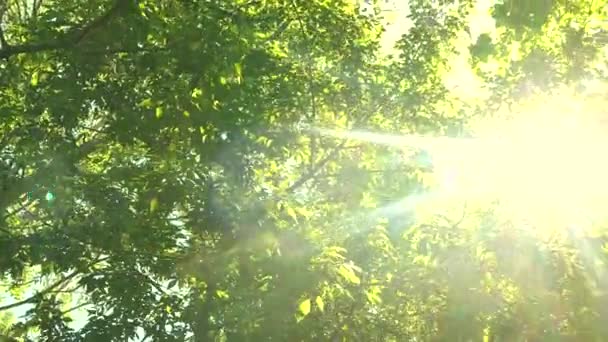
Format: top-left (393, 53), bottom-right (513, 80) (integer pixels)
top-left (298, 298), bottom-right (311, 317)
top-left (470, 33), bottom-right (494, 61)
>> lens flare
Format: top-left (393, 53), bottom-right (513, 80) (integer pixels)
top-left (45, 191), bottom-right (55, 202)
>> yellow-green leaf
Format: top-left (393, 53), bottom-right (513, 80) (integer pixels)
top-left (296, 207), bottom-right (313, 219)
top-left (216, 290), bottom-right (230, 299)
top-left (366, 286), bottom-right (383, 305)
top-left (150, 197), bottom-right (159, 212)
top-left (298, 298), bottom-right (311, 316)
top-left (140, 98), bottom-right (154, 108)
top-left (234, 62), bottom-right (243, 84)
top-left (191, 88), bottom-right (203, 98)
top-left (337, 264), bottom-right (360, 284)
top-left (286, 207), bottom-right (298, 223)
top-left (155, 107), bottom-right (164, 119)
top-left (315, 296), bottom-right (324, 312)
top-left (30, 71), bottom-right (39, 86)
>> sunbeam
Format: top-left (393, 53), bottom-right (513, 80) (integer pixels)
top-left (316, 90), bottom-right (608, 229)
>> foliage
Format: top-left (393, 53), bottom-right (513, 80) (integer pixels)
top-left (0, 0), bottom-right (607, 341)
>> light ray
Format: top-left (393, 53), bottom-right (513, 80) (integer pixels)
top-left (316, 89), bottom-right (608, 230)
top-left (314, 127), bottom-right (475, 151)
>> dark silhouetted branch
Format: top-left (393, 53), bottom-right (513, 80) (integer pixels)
top-left (286, 141), bottom-right (346, 193)
top-left (0, 0), bottom-right (127, 60)
top-left (0, 256), bottom-right (109, 312)
top-left (60, 301), bottom-right (91, 316)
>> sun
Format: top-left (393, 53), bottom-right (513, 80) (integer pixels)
top-left (428, 90), bottom-right (608, 227)
top-left (317, 88), bottom-right (608, 229)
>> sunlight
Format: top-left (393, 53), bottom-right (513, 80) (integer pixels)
top-left (318, 89), bottom-right (608, 228)
top-left (436, 93), bottom-right (608, 227)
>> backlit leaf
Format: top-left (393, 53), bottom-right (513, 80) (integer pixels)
top-left (338, 264), bottom-right (361, 284)
top-left (298, 298), bottom-right (311, 317)
top-left (315, 296), bottom-right (325, 312)
top-left (155, 107), bottom-right (164, 119)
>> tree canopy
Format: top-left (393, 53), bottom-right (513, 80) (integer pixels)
top-left (1, 0), bottom-right (608, 341)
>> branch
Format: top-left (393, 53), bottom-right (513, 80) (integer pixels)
top-left (78, 45), bottom-right (169, 55)
top-left (0, 276), bottom-right (41, 288)
top-left (289, 0), bottom-right (318, 172)
top-left (437, 201), bottom-right (468, 229)
top-left (0, 270), bottom-right (79, 312)
top-left (265, 19), bottom-right (291, 42)
top-left (137, 269), bottom-right (168, 296)
top-left (77, 125), bottom-right (108, 135)
top-left (0, 256), bottom-right (109, 312)
top-left (2, 200), bottom-right (35, 221)
top-left (60, 301), bottom-right (91, 316)
top-left (77, 136), bottom-right (107, 157)
top-left (0, 202), bottom-right (26, 235)
top-left (72, 0), bottom-right (126, 44)
top-left (0, 0), bottom-right (127, 60)
top-left (285, 141), bottom-right (346, 193)
top-left (285, 103), bottom-right (385, 194)
top-left (314, 166), bottom-right (420, 180)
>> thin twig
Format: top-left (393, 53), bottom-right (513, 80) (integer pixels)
top-left (315, 166), bottom-right (420, 179)
top-left (77, 125), bottom-right (108, 135)
top-left (437, 201), bottom-right (468, 229)
top-left (137, 269), bottom-right (168, 296)
top-left (265, 19), bottom-right (291, 42)
top-left (60, 301), bottom-right (91, 316)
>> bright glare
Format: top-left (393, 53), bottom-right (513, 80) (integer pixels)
top-left (319, 89), bottom-right (608, 228)
top-left (432, 93), bottom-right (608, 226)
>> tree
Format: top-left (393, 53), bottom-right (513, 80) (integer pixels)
top-left (1, 0), bottom-right (607, 341)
